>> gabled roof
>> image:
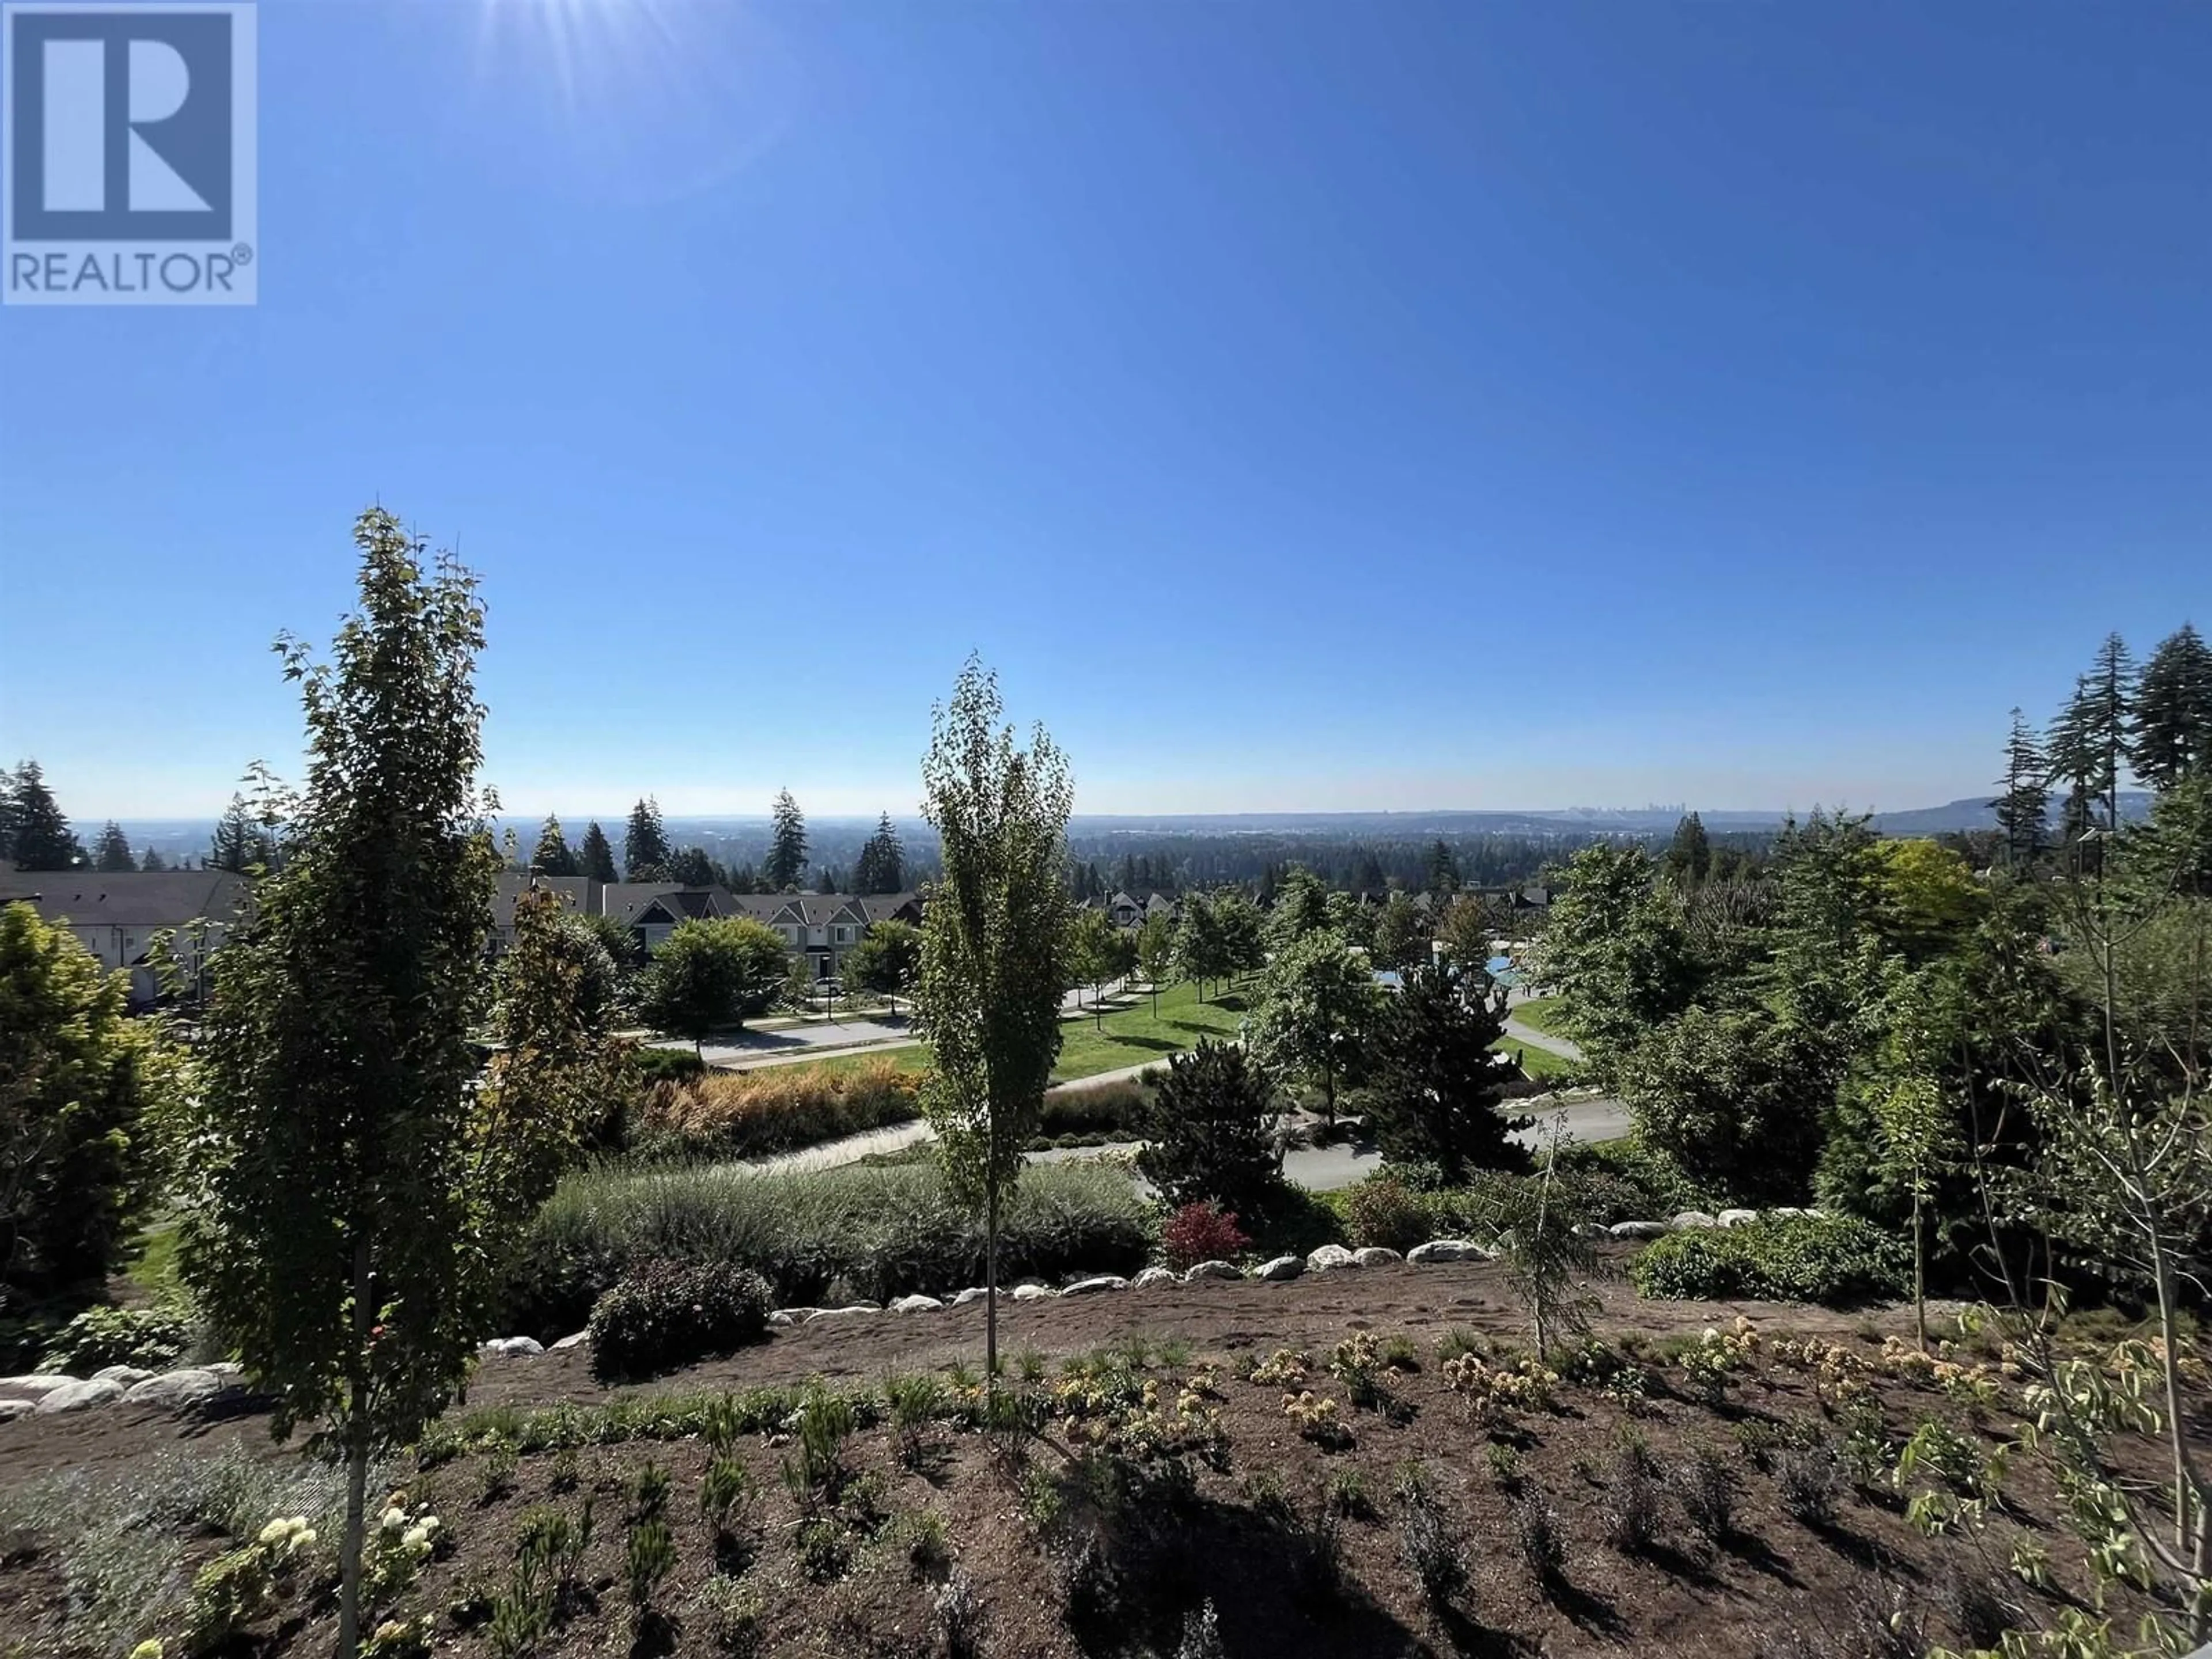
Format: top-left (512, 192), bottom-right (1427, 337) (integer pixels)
top-left (601, 882), bottom-right (741, 925)
top-left (0, 870), bottom-right (250, 929)
top-left (492, 874), bottom-right (598, 930)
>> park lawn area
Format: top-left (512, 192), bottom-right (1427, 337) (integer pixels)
top-left (735, 981), bottom-right (1247, 1093)
top-left (1053, 979), bottom-right (1248, 1081)
top-left (1498, 1037), bottom-right (1572, 1080)
top-left (1510, 995), bottom-right (1567, 1035)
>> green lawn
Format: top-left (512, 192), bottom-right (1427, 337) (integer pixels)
top-left (1497, 1039), bottom-right (1572, 1080)
top-left (755, 979), bottom-right (1247, 1092)
top-left (1052, 979), bottom-right (1248, 1081)
top-left (1511, 995), bottom-right (1567, 1036)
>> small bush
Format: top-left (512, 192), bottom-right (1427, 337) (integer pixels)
top-left (1398, 1483), bottom-right (1467, 1607)
top-left (1342, 1175), bottom-right (1433, 1253)
top-left (1775, 1445), bottom-right (1840, 1525)
top-left (1675, 1446), bottom-right (1738, 1540)
top-left (631, 1047), bottom-right (707, 1087)
top-left (1604, 1448), bottom-right (1664, 1555)
top-left (1511, 1494), bottom-right (1565, 1582)
top-left (586, 1259), bottom-right (771, 1381)
top-left (1161, 1202), bottom-right (1250, 1271)
top-left (1630, 1214), bottom-right (1910, 1306)
top-left (37, 1304), bottom-right (190, 1374)
top-left (1040, 1080), bottom-right (1152, 1138)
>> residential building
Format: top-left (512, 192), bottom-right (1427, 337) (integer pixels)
top-left (490, 873), bottom-right (601, 954)
top-left (598, 883), bottom-right (923, 982)
top-left (0, 870), bottom-right (249, 1006)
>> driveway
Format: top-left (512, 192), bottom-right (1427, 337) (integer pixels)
top-left (649, 1019), bottom-right (915, 1069)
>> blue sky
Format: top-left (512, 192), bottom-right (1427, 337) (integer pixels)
top-left (2, 0), bottom-right (2207, 821)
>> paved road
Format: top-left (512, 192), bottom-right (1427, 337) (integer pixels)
top-left (747, 1092), bottom-right (1630, 1192)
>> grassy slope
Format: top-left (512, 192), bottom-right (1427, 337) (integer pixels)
top-left (1499, 1039), bottom-right (1572, 1080)
top-left (1510, 995), bottom-right (1567, 1035)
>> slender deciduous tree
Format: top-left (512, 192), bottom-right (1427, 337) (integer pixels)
top-left (915, 657), bottom-right (1072, 1381)
top-left (180, 509), bottom-right (509, 1659)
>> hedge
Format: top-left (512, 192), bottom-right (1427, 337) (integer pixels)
top-left (628, 1057), bottom-right (922, 1161)
top-left (502, 1160), bottom-right (1153, 1338)
top-left (1628, 1214), bottom-right (1910, 1307)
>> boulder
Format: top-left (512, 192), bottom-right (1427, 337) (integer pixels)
top-left (0, 1374), bottom-right (79, 1397)
top-left (1131, 1267), bottom-right (1179, 1290)
top-left (952, 1287), bottom-right (990, 1306)
top-left (1407, 1239), bottom-right (1490, 1264)
top-left (1767, 1206), bottom-right (1809, 1221)
top-left (806, 1305), bottom-right (881, 1320)
top-left (478, 1337), bottom-right (543, 1359)
top-left (891, 1294), bottom-right (944, 1313)
top-left (1182, 1260), bottom-right (1241, 1282)
top-left (1608, 1220), bottom-right (1671, 1241)
top-left (1671, 1211), bottom-right (1719, 1231)
top-left (770, 1308), bottom-right (819, 1327)
top-left (205, 1362), bottom-right (245, 1382)
top-left (1352, 1247), bottom-right (1404, 1267)
top-left (1059, 1276), bottom-right (1129, 1298)
top-left (35, 1378), bottom-right (122, 1414)
top-left (0, 1399), bottom-right (32, 1423)
top-left (123, 1369), bottom-right (226, 1409)
top-left (91, 1365), bottom-right (157, 1389)
top-left (551, 1332), bottom-right (589, 1351)
top-left (1010, 1283), bottom-right (1056, 1302)
top-left (1254, 1255), bottom-right (1304, 1282)
top-left (1306, 1245), bottom-right (1359, 1273)
top-left (1717, 1209), bottom-right (1760, 1230)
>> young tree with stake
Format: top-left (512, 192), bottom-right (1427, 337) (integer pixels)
top-left (915, 657), bottom-right (1072, 1383)
top-left (181, 511), bottom-right (582, 1659)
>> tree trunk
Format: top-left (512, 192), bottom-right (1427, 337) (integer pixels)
top-left (984, 1177), bottom-right (1000, 1385)
top-left (1912, 1188), bottom-right (1927, 1353)
top-left (337, 1233), bottom-right (373, 1659)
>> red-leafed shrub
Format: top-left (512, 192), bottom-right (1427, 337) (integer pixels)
top-left (1161, 1202), bottom-right (1250, 1271)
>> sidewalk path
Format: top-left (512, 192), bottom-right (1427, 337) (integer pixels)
top-left (1502, 990), bottom-right (1585, 1064)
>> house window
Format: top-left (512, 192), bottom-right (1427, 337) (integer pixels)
top-left (835, 925), bottom-right (851, 944)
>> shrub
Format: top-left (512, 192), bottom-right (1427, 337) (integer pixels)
top-left (1341, 1175), bottom-right (1432, 1253)
top-left (1675, 1446), bottom-right (1737, 1540)
top-left (37, 1304), bottom-right (190, 1374)
top-left (1160, 1202), bottom-right (1249, 1271)
top-left (1039, 1080), bottom-right (1151, 1139)
top-left (1630, 1214), bottom-right (1910, 1306)
top-left (1604, 1448), bottom-right (1664, 1554)
top-left (505, 1159), bottom-right (1152, 1335)
top-left (1775, 1445), bottom-right (1840, 1525)
top-left (586, 1259), bottom-right (771, 1381)
top-left (1135, 1040), bottom-right (1285, 1214)
top-left (630, 1058), bottom-right (923, 1162)
top-left (630, 1046), bottom-right (706, 1087)
top-left (1398, 1483), bottom-right (1467, 1606)
top-left (1510, 1494), bottom-right (1565, 1582)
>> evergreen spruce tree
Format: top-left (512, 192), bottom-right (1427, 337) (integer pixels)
top-left (2052, 634), bottom-right (2138, 835)
top-left (854, 811), bottom-right (906, 894)
top-left (94, 820), bottom-right (135, 873)
top-left (578, 820), bottom-right (618, 884)
top-left (1664, 811), bottom-right (1711, 885)
top-left (1992, 709), bottom-right (2052, 873)
top-left (624, 796), bottom-right (670, 878)
top-left (0, 765), bottom-right (16, 865)
top-left (9, 761), bottom-right (82, 870)
top-left (209, 795), bottom-right (261, 873)
top-left (140, 846), bottom-right (169, 872)
top-left (766, 789), bottom-right (808, 891)
top-left (2131, 622), bottom-right (2212, 793)
top-left (1427, 839), bottom-right (1461, 894)
top-left (532, 814), bottom-right (578, 877)
top-left (669, 846), bottom-right (718, 885)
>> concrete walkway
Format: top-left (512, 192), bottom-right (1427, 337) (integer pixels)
top-left (738, 1090), bottom-right (1628, 1192)
top-left (1502, 991), bottom-right (1585, 1064)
